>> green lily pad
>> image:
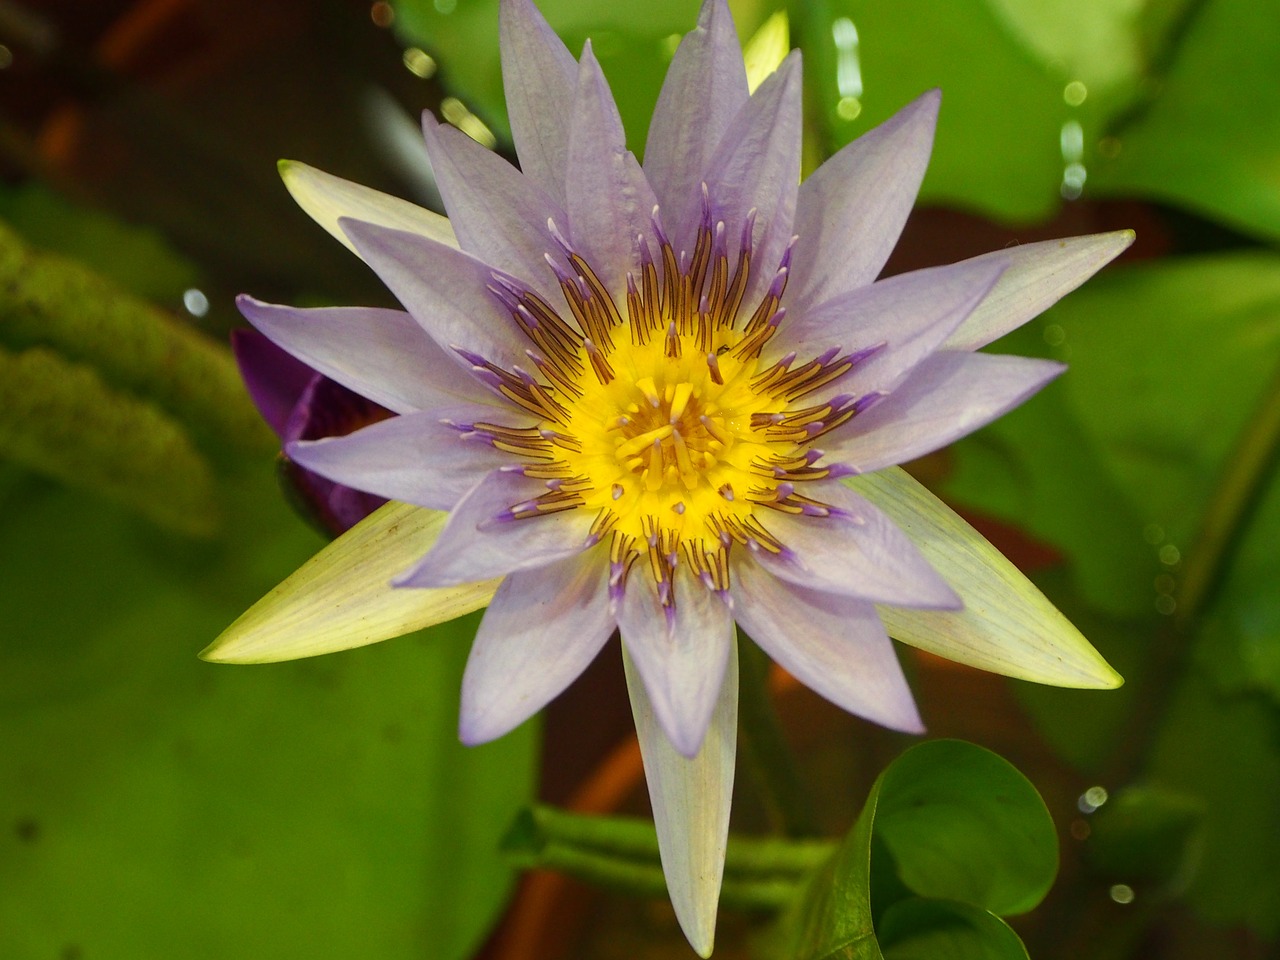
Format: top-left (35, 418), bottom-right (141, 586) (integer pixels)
top-left (0, 481), bottom-right (537, 960)
top-left (879, 898), bottom-right (1029, 960)
top-left (1083, 785), bottom-right (1205, 890)
top-left (794, 0), bottom-right (1140, 223)
top-left (1092, 0), bottom-right (1280, 242)
top-left (777, 741), bottom-right (1055, 960)
top-left (0, 184), bottom-right (200, 304)
top-left (1146, 670), bottom-right (1280, 937)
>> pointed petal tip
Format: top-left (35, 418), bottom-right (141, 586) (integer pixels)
top-left (699, 0), bottom-right (732, 20)
top-left (623, 642), bottom-right (735, 960)
top-left (641, 679), bottom-right (714, 759)
top-left (1080, 658), bottom-right (1124, 690)
top-left (671, 726), bottom-right (704, 760)
top-left (896, 87), bottom-right (942, 136)
top-left (674, 878), bottom-right (718, 957)
top-left (894, 88), bottom-right (941, 125)
top-left (889, 708), bottom-right (926, 736)
top-left (457, 712), bottom-right (496, 747)
top-left (202, 502), bottom-right (497, 664)
top-left (198, 621), bottom-right (283, 665)
top-left (197, 639), bottom-right (232, 663)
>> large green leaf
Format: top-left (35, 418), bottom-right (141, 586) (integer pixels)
top-left (878, 899), bottom-right (1028, 960)
top-left (0, 481), bottom-right (537, 960)
top-left (0, 222), bottom-right (272, 466)
top-left (777, 741), bottom-right (1054, 960)
top-left (792, 0), bottom-right (1139, 222)
top-left (1145, 670), bottom-right (1280, 937)
top-left (0, 347), bottom-right (218, 537)
top-left (871, 742), bottom-right (1058, 916)
top-left (981, 0), bottom-right (1153, 93)
top-left (1083, 785), bottom-right (1205, 890)
top-left (0, 184), bottom-right (200, 304)
top-left (1092, 0), bottom-right (1280, 242)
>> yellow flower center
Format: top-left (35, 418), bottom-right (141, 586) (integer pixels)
top-left (479, 221), bottom-right (860, 595)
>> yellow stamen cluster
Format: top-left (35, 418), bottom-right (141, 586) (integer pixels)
top-left (481, 219), bottom-right (856, 600)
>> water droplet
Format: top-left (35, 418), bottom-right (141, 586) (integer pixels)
top-left (836, 97), bottom-right (862, 121)
top-left (1109, 883), bottom-right (1135, 905)
top-left (831, 17), bottom-right (863, 100)
top-left (403, 48), bottom-right (437, 79)
top-left (1078, 785), bottom-right (1109, 813)
top-left (1063, 80), bottom-right (1088, 106)
top-left (182, 288), bottom-right (209, 317)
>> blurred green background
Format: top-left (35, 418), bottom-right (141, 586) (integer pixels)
top-left (0, 0), bottom-right (1278, 957)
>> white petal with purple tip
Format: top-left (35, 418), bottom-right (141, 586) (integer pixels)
top-left (752, 481), bottom-right (961, 609)
top-left (772, 258), bottom-right (1005, 402)
top-left (624, 639), bottom-right (737, 959)
top-left (288, 406), bottom-right (522, 511)
top-left (499, 0), bottom-right (579, 207)
top-left (824, 351), bottom-right (1064, 474)
top-left (702, 52), bottom-right (803, 305)
top-left (341, 218), bottom-right (528, 372)
top-left (852, 468), bottom-right (1123, 688)
top-left (396, 468), bottom-right (596, 588)
top-left (565, 44), bottom-right (659, 293)
top-left (201, 502), bottom-right (497, 664)
top-left (237, 297), bottom-right (498, 415)
top-left (732, 556), bottom-right (923, 733)
top-left (422, 114), bottom-right (567, 306)
top-left (643, 0), bottom-right (750, 255)
top-left (460, 553), bottom-right (615, 744)
top-left (278, 160), bottom-right (456, 254)
top-left (617, 569), bottom-right (735, 758)
top-left (787, 91), bottom-right (939, 310)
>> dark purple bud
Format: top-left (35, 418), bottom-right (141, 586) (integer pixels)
top-left (233, 328), bottom-right (392, 537)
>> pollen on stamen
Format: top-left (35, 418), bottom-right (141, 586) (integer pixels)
top-left (472, 202), bottom-right (875, 601)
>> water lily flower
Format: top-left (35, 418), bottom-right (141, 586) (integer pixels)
top-left (207, 0), bottom-right (1130, 953)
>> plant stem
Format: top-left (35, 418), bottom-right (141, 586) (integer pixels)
top-left (504, 804), bottom-right (834, 911)
top-left (737, 639), bottom-right (821, 837)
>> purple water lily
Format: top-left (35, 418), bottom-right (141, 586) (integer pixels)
top-left (210, 0), bottom-right (1129, 952)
